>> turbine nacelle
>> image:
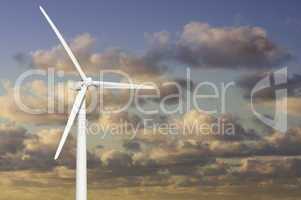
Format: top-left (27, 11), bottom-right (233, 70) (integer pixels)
top-left (71, 78), bottom-right (99, 91)
top-left (83, 77), bottom-right (93, 87)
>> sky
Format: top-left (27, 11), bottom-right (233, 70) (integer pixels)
top-left (1, 0), bottom-right (301, 79)
top-left (0, 1), bottom-right (301, 200)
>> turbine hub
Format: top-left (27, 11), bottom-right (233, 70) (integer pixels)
top-left (84, 77), bottom-right (93, 87)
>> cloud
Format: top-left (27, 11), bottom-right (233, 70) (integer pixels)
top-left (132, 77), bottom-right (194, 106)
top-left (261, 128), bottom-right (301, 155)
top-left (102, 111), bottom-right (258, 176)
top-left (22, 128), bottom-right (99, 170)
top-left (237, 71), bottom-right (301, 117)
top-left (13, 52), bottom-right (33, 68)
top-left (207, 127), bottom-right (301, 157)
top-left (3, 103), bottom-right (301, 179)
top-left (100, 149), bottom-right (132, 169)
top-left (239, 157), bottom-right (301, 179)
top-left (27, 22), bottom-right (291, 76)
top-left (175, 22), bottom-right (292, 68)
top-left (283, 97), bottom-right (301, 116)
top-left (125, 111), bottom-right (301, 163)
top-left (31, 33), bottom-right (160, 76)
top-left (173, 110), bottom-right (259, 141)
top-left (0, 123), bottom-right (60, 170)
top-left (22, 128), bottom-right (76, 170)
top-left (0, 80), bottom-right (74, 125)
top-left (0, 123), bottom-right (27, 155)
top-left (237, 72), bottom-right (301, 100)
top-left (144, 31), bottom-right (172, 65)
top-left (199, 160), bottom-right (228, 177)
top-left (98, 111), bottom-right (142, 126)
top-left (0, 76), bottom-right (192, 126)
top-left (144, 23), bottom-right (292, 70)
top-left (3, 18), bottom-right (301, 186)
top-left (0, 80), bottom-right (107, 125)
top-left (255, 96), bottom-right (301, 117)
top-left (2, 120), bottom-right (301, 187)
top-left (145, 31), bottom-right (170, 48)
top-left (32, 33), bottom-right (94, 73)
top-left (122, 140), bottom-right (141, 152)
top-left (0, 122), bottom-right (100, 171)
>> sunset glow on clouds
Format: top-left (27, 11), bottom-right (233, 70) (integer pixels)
top-left (0, 1), bottom-right (301, 199)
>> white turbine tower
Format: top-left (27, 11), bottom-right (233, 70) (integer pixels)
top-left (39, 6), bottom-right (153, 200)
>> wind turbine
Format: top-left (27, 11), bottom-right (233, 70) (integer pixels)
top-left (39, 6), bottom-right (153, 200)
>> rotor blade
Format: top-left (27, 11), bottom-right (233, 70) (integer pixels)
top-left (54, 86), bottom-right (87, 160)
top-left (39, 6), bottom-right (87, 81)
top-left (92, 81), bottom-right (155, 89)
